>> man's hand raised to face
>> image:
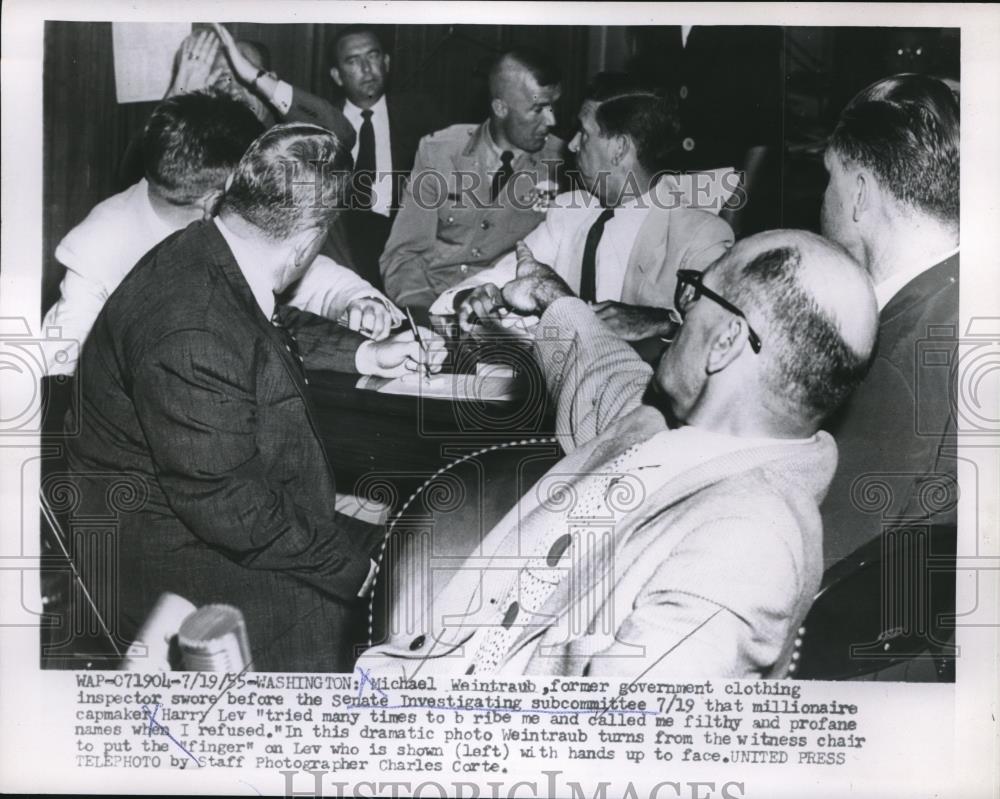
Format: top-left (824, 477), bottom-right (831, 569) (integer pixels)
top-left (592, 301), bottom-right (681, 342)
top-left (500, 241), bottom-right (575, 316)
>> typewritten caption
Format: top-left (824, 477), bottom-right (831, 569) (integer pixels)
top-left (69, 670), bottom-right (865, 774)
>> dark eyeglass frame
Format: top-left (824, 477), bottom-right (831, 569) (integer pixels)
top-left (674, 269), bottom-right (763, 354)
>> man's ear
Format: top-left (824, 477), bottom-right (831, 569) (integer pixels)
top-left (291, 226), bottom-right (325, 269)
top-left (491, 98), bottom-right (508, 119)
top-left (611, 134), bottom-right (631, 166)
top-left (330, 66), bottom-right (344, 88)
top-left (197, 188), bottom-right (225, 219)
top-left (382, 53), bottom-right (391, 75)
top-left (852, 169), bottom-right (872, 223)
top-left (705, 317), bottom-right (749, 375)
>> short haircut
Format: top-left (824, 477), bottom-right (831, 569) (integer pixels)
top-left (829, 73), bottom-right (959, 225)
top-left (327, 24), bottom-right (386, 67)
top-left (585, 73), bottom-right (680, 173)
top-left (142, 90), bottom-right (264, 205)
top-left (723, 245), bottom-right (873, 421)
top-left (488, 48), bottom-right (562, 98)
top-left (219, 123), bottom-right (353, 240)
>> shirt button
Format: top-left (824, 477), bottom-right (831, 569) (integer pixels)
top-left (480, 220), bottom-right (491, 230)
top-left (285, 344), bottom-right (292, 353)
top-left (682, 137), bottom-right (695, 152)
top-left (679, 85), bottom-right (689, 100)
top-left (471, 248), bottom-right (481, 258)
top-left (409, 635), bottom-right (425, 651)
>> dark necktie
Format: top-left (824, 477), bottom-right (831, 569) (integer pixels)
top-left (271, 309), bottom-right (308, 386)
top-left (579, 208), bottom-right (615, 303)
top-left (490, 150), bottom-right (515, 202)
top-left (354, 108), bottom-right (375, 210)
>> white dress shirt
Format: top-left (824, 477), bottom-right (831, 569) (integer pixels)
top-left (873, 246), bottom-right (960, 310)
top-left (42, 180), bottom-right (174, 375)
top-left (430, 189), bottom-right (654, 314)
top-left (213, 217), bottom-right (278, 319)
top-left (343, 95), bottom-right (394, 217)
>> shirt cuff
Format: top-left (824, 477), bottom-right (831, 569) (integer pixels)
top-left (354, 339), bottom-right (378, 374)
top-left (343, 288), bottom-right (405, 327)
top-left (271, 80), bottom-right (293, 116)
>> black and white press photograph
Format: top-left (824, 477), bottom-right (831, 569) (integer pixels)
top-left (1, 2), bottom-right (997, 797)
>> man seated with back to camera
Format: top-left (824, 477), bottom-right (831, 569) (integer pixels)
top-left (64, 123), bottom-right (446, 672)
top-left (818, 74), bottom-right (960, 572)
top-left (359, 228), bottom-right (879, 678)
top-left (430, 74), bottom-right (734, 350)
top-left (378, 48), bottom-right (566, 318)
top-left (44, 90), bottom-right (401, 376)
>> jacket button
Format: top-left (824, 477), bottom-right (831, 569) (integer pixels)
top-left (447, 216), bottom-right (455, 224)
top-left (682, 137), bottom-right (695, 152)
top-left (409, 635), bottom-right (425, 651)
top-left (480, 220), bottom-right (491, 230)
top-left (471, 248), bottom-right (481, 258)
top-left (460, 264), bottom-right (469, 274)
top-left (679, 85), bottom-right (688, 100)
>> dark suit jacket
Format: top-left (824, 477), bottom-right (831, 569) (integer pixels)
top-left (821, 255), bottom-right (959, 565)
top-left (65, 220), bottom-right (379, 672)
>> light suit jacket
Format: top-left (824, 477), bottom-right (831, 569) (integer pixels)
top-left (360, 298), bottom-right (832, 679)
top-left (431, 183), bottom-right (734, 315)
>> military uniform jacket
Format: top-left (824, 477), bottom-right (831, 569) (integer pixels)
top-left (379, 121), bottom-right (565, 310)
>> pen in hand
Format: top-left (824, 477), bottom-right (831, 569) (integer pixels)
top-left (404, 307), bottom-right (433, 380)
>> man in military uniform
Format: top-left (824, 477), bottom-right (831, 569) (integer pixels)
top-left (379, 49), bottom-right (565, 314)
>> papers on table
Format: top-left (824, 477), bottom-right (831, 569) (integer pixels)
top-left (356, 363), bottom-right (519, 401)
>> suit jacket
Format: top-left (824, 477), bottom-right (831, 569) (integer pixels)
top-left (359, 298), bottom-right (831, 678)
top-left (380, 121), bottom-right (566, 311)
top-left (430, 184), bottom-right (734, 314)
top-left (65, 220), bottom-right (380, 672)
top-left (821, 255), bottom-right (959, 565)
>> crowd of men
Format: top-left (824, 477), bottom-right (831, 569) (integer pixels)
top-left (49, 23), bottom-right (959, 677)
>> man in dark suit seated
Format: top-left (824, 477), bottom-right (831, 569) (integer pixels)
top-left (818, 74), bottom-right (960, 566)
top-left (64, 123), bottom-right (445, 672)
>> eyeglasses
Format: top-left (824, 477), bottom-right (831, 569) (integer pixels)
top-left (674, 269), bottom-right (763, 354)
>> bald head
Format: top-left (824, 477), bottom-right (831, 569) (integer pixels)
top-left (657, 229), bottom-right (877, 436)
top-left (719, 230), bottom-right (878, 424)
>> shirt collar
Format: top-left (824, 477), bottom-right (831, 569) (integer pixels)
top-left (483, 120), bottom-right (526, 163)
top-left (343, 94), bottom-right (387, 122)
top-left (214, 217), bottom-right (277, 320)
top-left (873, 245), bottom-right (960, 310)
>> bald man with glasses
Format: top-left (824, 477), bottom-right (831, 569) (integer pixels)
top-left (360, 229), bottom-right (879, 678)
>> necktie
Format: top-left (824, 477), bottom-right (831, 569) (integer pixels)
top-left (354, 109), bottom-right (375, 210)
top-left (490, 150), bottom-right (515, 202)
top-left (579, 208), bottom-right (615, 303)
